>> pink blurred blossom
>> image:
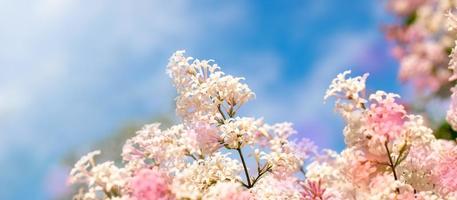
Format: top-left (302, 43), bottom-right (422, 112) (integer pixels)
top-left (344, 157), bottom-right (377, 186)
top-left (302, 180), bottom-right (331, 200)
top-left (129, 168), bottom-right (174, 200)
top-left (387, 0), bottom-right (426, 16)
top-left (433, 147), bottom-right (457, 194)
top-left (191, 122), bottom-right (222, 155)
top-left (447, 87), bottom-right (457, 131)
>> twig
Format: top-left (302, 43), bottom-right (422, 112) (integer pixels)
top-left (217, 104), bottom-right (227, 121)
top-left (384, 141), bottom-right (400, 193)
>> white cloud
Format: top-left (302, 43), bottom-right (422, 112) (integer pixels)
top-left (0, 0), bottom-right (246, 149)
top-left (239, 31), bottom-right (379, 123)
top-left (296, 31), bottom-right (378, 119)
top-left (233, 30), bottom-right (380, 148)
top-left (0, 0), bottom-right (248, 199)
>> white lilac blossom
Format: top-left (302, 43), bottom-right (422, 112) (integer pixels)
top-left (250, 175), bottom-right (303, 199)
top-left (69, 151), bottom-right (129, 199)
top-left (70, 50), bottom-right (457, 199)
top-left (324, 70), bottom-right (369, 111)
top-left (166, 50), bottom-right (254, 124)
top-left (219, 117), bottom-right (264, 149)
top-left (171, 153), bottom-right (242, 199)
top-left (69, 51), bottom-right (316, 199)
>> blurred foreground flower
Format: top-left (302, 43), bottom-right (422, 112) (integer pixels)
top-left (385, 0), bottom-right (456, 96)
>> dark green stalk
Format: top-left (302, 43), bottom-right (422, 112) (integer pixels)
top-left (237, 148), bottom-right (252, 187)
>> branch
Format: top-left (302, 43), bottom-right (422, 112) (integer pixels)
top-left (251, 163), bottom-right (272, 186)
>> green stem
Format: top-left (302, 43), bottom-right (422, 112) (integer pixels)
top-left (237, 148), bottom-right (252, 187)
top-left (217, 104), bottom-right (227, 121)
top-left (384, 141), bottom-right (400, 193)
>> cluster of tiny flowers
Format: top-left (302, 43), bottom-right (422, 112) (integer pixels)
top-left (69, 51), bottom-right (317, 200)
top-left (69, 48), bottom-right (457, 198)
top-left (69, 48), bottom-right (457, 200)
top-left (385, 0), bottom-right (457, 93)
top-left (316, 70), bottom-right (457, 199)
top-left (447, 11), bottom-right (457, 131)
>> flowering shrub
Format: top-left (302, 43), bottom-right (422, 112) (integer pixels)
top-left (69, 51), bottom-right (317, 200)
top-left (68, 47), bottom-right (457, 199)
top-left (314, 70), bottom-right (453, 199)
top-left (69, 9), bottom-right (457, 198)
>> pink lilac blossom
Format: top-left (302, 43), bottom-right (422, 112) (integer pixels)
top-left (203, 182), bottom-right (253, 200)
top-left (387, 0), bottom-right (426, 16)
top-left (301, 180), bottom-right (332, 200)
top-left (340, 149), bottom-right (377, 186)
top-left (129, 168), bottom-right (173, 200)
top-left (433, 146), bottom-right (457, 195)
top-left (189, 122), bottom-right (222, 155)
top-left (385, 0), bottom-right (454, 94)
top-left (364, 92), bottom-right (406, 141)
top-left (292, 138), bottom-right (317, 161)
top-left (318, 70), bottom-right (456, 199)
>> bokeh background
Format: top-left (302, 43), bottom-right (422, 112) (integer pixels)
top-left (0, 1), bottom-right (405, 199)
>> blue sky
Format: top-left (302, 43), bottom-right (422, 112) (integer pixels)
top-left (0, 1), bottom-right (403, 199)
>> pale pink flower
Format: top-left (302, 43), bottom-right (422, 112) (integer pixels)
top-left (391, 46), bottom-right (406, 59)
top-left (203, 181), bottom-right (253, 200)
top-left (385, 25), bottom-right (425, 44)
top-left (293, 138), bottom-right (317, 161)
top-left (398, 42), bottom-right (447, 92)
top-left (387, 0), bottom-right (425, 16)
top-left (364, 92), bottom-right (406, 141)
top-left (222, 191), bottom-right (253, 200)
top-left (447, 87), bottom-right (457, 131)
top-left (433, 147), bottom-right (457, 195)
top-left (191, 122), bottom-right (222, 155)
top-left (385, 3), bottom-right (453, 94)
top-left (342, 151), bottom-right (377, 186)
top-left (129, 168), bottom-right (174, 200)
top-left (253, 130), bottom-right (269, 147)
top-left (301, 180), bottom-right (331, 200)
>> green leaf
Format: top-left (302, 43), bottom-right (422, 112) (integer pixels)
top-left (405, 11), bottom-right (417, 26)
top-left (434, 121), bottom-right (457, 140)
